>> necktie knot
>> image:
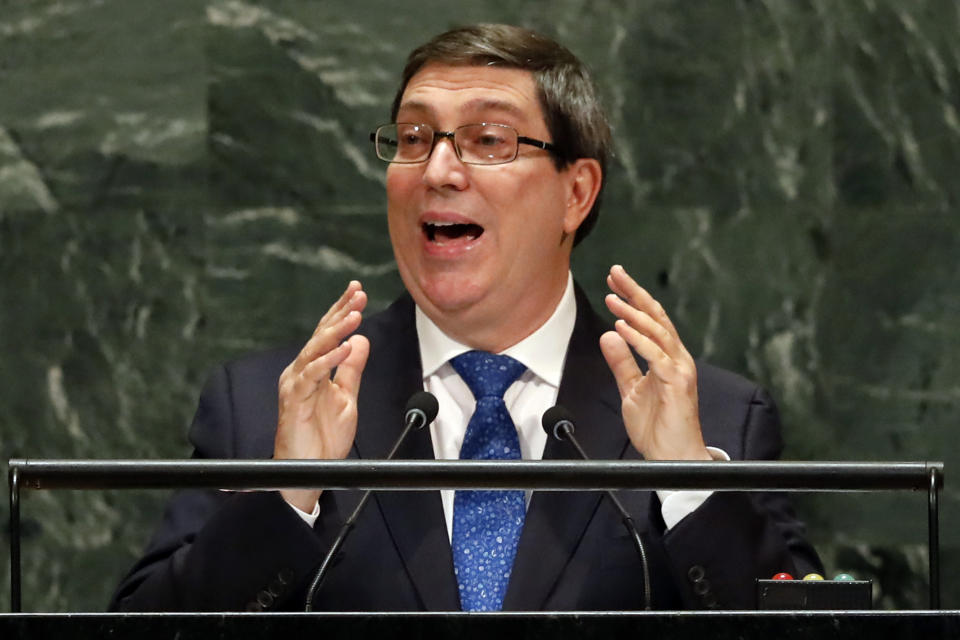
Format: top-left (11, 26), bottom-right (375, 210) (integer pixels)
top-left (451, 351), bottom-right (525, 400)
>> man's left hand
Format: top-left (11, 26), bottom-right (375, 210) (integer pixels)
top-left (599, 265), bottom-right (713, 461)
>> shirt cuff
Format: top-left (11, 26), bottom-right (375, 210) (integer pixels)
top-left (656, 446), bottom-right (730, 531)
top-left (286, 498), bottom-right (321, 527)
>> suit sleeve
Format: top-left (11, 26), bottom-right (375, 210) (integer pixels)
top-left (659, 386), bottom-right (822, 609)
top-left (109, 363), bottom-right (329, 612)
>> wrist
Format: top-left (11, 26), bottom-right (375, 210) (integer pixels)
top-left (281, 488), bottom-right (322, 513)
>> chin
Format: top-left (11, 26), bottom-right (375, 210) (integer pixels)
top-left (415, 274), bottom-right (488, 316)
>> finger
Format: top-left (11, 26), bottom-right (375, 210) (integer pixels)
top-left (293, 308), bottom-right (363, 374)
top-left (612, 319), bottom-right (681, 384)
top-left (607, 265), bottom-right (680, 339)
top-left (319, 281), bottom-right (363, 324)
top-left (290, 341), bottom-right (354, 400)
top-left (332, 334), bottom-right (370, 397)
top-left (599, 331), bottom-right (643, 399)
top-left (605, 293), bottom-right (686, 361)
top-left (315, 281), bottom-right (366, 336)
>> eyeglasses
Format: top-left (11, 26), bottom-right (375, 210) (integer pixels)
top-left (370, 123), bottom-right (558, 165)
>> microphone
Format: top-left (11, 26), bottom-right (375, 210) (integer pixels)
top-left (396, 391), bottom-right (439, 453)
top-left (305, 391), bottom-right (439, 611)
top-left (541, 406), bottom-right (652, 610)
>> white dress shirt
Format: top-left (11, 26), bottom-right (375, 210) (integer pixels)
top-left (293, 273), bottom-right (720, 531)
top-left (417, 273), bottom-right (578, 537)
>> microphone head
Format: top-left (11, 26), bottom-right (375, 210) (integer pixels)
top-left (542, 405), bottom-right (576, 441)
top-left (405, 391), bottom-right (439, 427)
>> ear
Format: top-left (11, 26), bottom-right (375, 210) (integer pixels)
top-left (562, 158), bottom-right (603, 235)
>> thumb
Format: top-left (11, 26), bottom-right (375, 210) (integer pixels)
top-left (599, 330), bottom-right (642, 399)
top-left (333, 334), bottom-right (370, 397)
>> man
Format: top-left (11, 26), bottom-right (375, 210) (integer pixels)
top-left (112, 24), bottom-right (819, 612)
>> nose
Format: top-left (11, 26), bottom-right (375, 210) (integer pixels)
top-left (421, 135), bottom-right (469, 192)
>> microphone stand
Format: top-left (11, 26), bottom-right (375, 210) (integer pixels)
top-left (544, 408), bottom-right (652, 611)
top-left (304, 392), bottom-right (438, 611)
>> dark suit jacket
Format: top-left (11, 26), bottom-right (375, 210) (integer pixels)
top-left (111, 287), bottom-right (820, 612)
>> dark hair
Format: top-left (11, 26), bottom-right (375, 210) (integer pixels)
top-left (391, 24), bottom-right (611, 245)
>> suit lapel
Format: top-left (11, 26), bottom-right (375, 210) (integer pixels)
top-left (357, 287), bottom-right (646, 611)
top-left (504, 285), bottom-right (637, 610)
top-left (353, 294), bottom-right (460, 611)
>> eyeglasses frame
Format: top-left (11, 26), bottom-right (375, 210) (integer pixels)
top-left (369, 123), bottom-right (559, 165)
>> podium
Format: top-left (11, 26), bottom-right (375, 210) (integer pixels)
top-left (2, 611), bottom-right (960, 639)
top-left (7, 458), bottom-right (946, 617)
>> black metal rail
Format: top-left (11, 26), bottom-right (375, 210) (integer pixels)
top-left (7, 459), bottom-right (944, 611)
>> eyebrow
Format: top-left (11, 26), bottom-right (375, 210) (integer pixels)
top-left (396, 98), bottom-right (529, 122)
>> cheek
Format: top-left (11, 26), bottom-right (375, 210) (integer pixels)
top-left (385, 176), bottom-right (401, 207)
top-left (386, 167), bottom-right (418, 203)
top-left (386, 172), bottom-right (416, 235)
top-left (512, 181), bottom-right (568, 236)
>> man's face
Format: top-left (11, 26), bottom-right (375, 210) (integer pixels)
top-left (387, 63), bottom-right (590, 350)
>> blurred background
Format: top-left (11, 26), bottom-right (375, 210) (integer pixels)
top-left (1, 0), bottom-right (957, 611)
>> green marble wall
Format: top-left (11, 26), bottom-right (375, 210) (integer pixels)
top-left (1, 0), bottom-right (957, 611)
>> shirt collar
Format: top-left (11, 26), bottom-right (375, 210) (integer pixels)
top-left (416, 272), bottom-right (576, 387)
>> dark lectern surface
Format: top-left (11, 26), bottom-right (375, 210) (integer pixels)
top-left (1, 611), bottom-right (959, 639)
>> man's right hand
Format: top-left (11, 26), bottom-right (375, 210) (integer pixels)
top-left (275, 281), bottom-right (370, 512)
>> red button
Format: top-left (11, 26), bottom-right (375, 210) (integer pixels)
top-left (772, 572), bottom-right (794, 580)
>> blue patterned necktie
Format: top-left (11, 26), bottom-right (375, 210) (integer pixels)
top-left (450, 350), bottom-right (527, 611)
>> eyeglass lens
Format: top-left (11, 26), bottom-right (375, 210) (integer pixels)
top-left (376, 124), bottom-right (518, 164)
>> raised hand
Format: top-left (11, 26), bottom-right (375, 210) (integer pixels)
top-left (599, 265), bottom-right (711, 462)
top-left (275, 281), bottom-right (370, 511)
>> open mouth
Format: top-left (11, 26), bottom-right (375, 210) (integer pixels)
top-left (422, 221), bottom-right (484, 244)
